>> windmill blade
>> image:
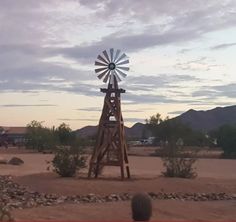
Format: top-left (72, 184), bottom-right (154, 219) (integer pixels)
top-left (95, 61), bottom-right (107, 67)
top-left (103, 71), bottom-right (110, 83)
top-left (110, 48), bottom-right (114, 62)
top-left (103, 50), bottom-right (110, 63)
top-left (114, 70), bottom-right (121, 82)
top-left (114, 49), bottom-right (121, 62)
top-left (117, 66), bottom-right (129, 71)
top-left (95, 67), bottom-right (107, 73)
top-left (97, 69), bottom-right (109, 79)
top-left (116, 68), bottom-right (127, 78)
top-left (116, 53), bottom-right (127, 63)
top-left (116, 59), bottom-right (129, 66)
top-left (97, 55), bottom-right (109, 64)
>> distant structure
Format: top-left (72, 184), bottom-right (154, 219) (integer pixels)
top-left (0, 127), bottom-right (8, 148)
top-left (88, 48), bottom-right (130, 179)
top-left (0, 127), bottom-right (27, 147)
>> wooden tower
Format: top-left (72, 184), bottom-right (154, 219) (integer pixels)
top-left (88, 77), bottom-right (130, 179)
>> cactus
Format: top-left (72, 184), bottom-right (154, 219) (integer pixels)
top-left (131, 193), bottom-right (152, 221)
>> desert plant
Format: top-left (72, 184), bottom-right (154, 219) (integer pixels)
top-left (215, 124), bottom-right (236, 158)
top-left (161, 141), bottom-right (197, 179)
top-left (0, 205), bottom-right (14, 221)
top-left (25, 120), bottom-right (57, 152)
top-left (51, 146), bottom-right (86, 177)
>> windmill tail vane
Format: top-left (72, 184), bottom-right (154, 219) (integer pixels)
top-left (95, 48), bottom-right (129, 85)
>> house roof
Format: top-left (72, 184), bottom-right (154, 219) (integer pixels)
top-left (0, 127), bottom-right (27, 135)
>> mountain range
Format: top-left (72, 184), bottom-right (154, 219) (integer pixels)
top-left (74, 122), bottom-right (150, 139)
top-left (75, 105), bottom-right (236, 138)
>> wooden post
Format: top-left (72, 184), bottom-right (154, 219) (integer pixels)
top-left (88, 78), bottom-right (130, 179)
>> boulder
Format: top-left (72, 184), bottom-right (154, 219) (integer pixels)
top-left (8, 157), bottom-right (24, 165)
top-left (0, 157), bottom-right (8, 164)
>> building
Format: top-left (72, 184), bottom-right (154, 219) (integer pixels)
top-left (0, 126), bottom-right (27, 146)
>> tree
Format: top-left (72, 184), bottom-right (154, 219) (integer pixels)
top-left (55, 123), bottom-right (72, 146)
top-left (146, 113), bottom-right (198, 178)
top-left (215, 124), bottom-right (236, 158)
top-left (25, 120), bottom-right (57, 151)
top-left (145, 113), bottom-right (163, 126)
top-left (146, 113), bottom-right (209, 146)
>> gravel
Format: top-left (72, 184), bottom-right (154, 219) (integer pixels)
top-left (1, 175), bottom-right (236, 210)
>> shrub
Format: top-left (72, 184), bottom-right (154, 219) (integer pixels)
top-left (51, 146), bottom-right (86, 177)
top-left (216, 124), bottom-right (236, 158)
top-left (161, 142), bottom-right (197, 179)
top-left (0, 205), bottom-right (14, 221)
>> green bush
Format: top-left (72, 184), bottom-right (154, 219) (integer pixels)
top-left (216, 124), bottom-right (236, 158)
top-left (52, 146), bottom-right (86, 177)
top-left (161, 142), bottom-right (197, 179)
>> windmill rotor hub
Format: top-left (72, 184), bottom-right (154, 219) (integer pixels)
top-left (108, 62), bottom-right (116, 70)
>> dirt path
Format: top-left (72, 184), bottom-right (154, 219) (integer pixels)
top-left (14, 172), bottom-right (236, 196)
top-left (13, 200), bottom-right (236, 221)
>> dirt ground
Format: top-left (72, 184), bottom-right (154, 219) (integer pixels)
top-left (13, 200), bottom-right (236, 221)
top-left (1, 151), bottom-right (236, 221)
top-left (1, 153), bottom-right (236, 179)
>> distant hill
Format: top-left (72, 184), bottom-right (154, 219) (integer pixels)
top-left (175, 105), bottom-right (236, 131)
top-left (74, 122), bottom-right (151, 139)
top-left (74, 105), bottom-right (236, 137)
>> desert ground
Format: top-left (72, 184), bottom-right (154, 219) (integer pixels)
top-left (1, 147), bottom-right (236, 221)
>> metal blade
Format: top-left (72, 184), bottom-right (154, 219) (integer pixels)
top-left (97, 55), bottom-right (109, 64)
top-left (114, 70), bottom-right (121, 82)
top-left (110, 48), bottom-right (114, 62)
top-left (117, 66), bottom-right (129, 71)
top-left (116, 68), bottom-right (127, 78)
top-left (116, 53), bottom-right (127, 63)
top-left (114, 49), bottom-right (121, 62)
top-left (95, 67), bottom-right (107, 73)
top-left (95, 61), bottom-right (107, 67)
top-left (103, 50), bottom-right (110, 63)
top-left (116, 59), bottom-right (129, 66)
top-left (97, 69), bottom-right (109, 79)
top-left (103, 70), bottom-right (110, 83)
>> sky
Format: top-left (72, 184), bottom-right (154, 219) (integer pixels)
top-left (0, 0), bottom-right (236, 130)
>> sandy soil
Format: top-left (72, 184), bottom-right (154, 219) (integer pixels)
top-left (13, 172), bottom-right (236, 196)
top-left (1, 153), bottom-right (236, 179)
top-left (1, 152), bottom-right (236, 221)
top-left (13, 200), bottom-right (236, 221)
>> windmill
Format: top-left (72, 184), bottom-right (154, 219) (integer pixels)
top-left (88, 48), bottom-right (131, 179)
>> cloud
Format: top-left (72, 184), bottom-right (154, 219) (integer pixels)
top-left (213, 83), bottom-right (236, 98)
top-left (124, 118), bottom-right (145, 123)
top-left (168, 111), bottom-right (185, 115)
top-left (0, 0), bottom-right (235, 111)
top-left (178, 48), bottom-right (192, 54)
top-left (211, 42), bottom-right (236, 50)
top-left (77, 107), bottom-right (101, 112)
top-left (58, 118), bottom-right (96, 122)
top-left (0, 104), bottom-right (57, 108)
top-left (190, 83), bottom-right (236, 106)
top-left (174, 57), bottom-right (223, 71)
top-left (125, 74), bottom-right (198, 92)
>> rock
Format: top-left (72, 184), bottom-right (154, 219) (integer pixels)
top-left (8, 157), bottom-right (24, 165)
top-left (0, 157), bottom-right (8, 164)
